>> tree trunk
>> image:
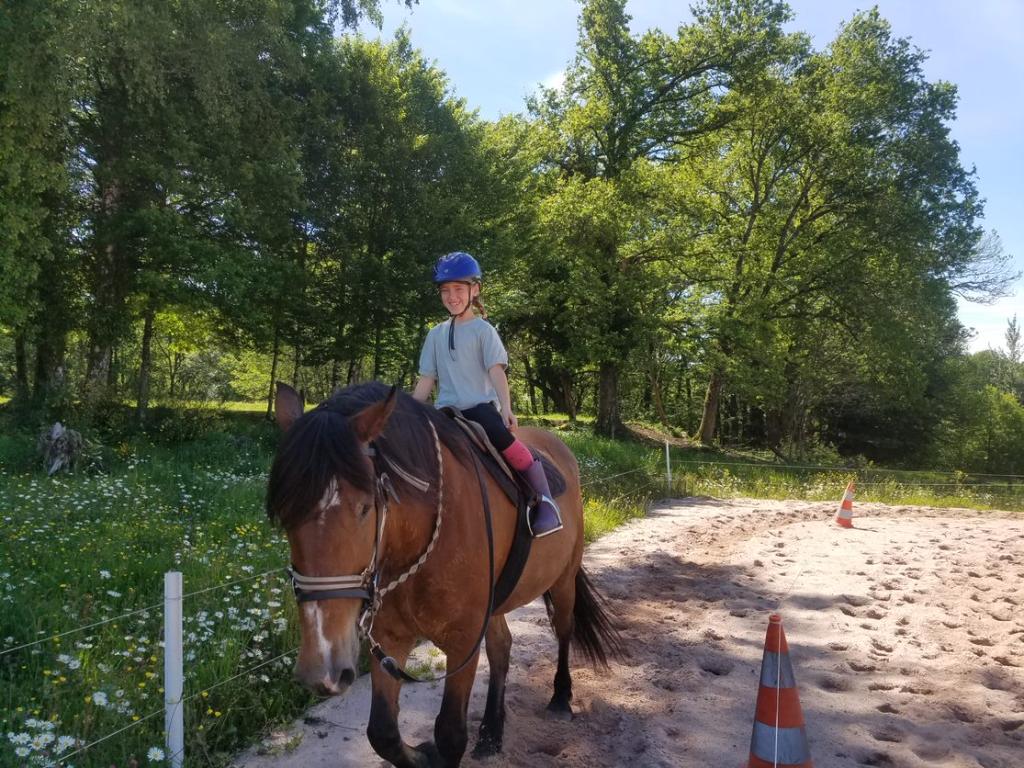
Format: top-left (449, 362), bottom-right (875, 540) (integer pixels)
top-left (559, 370), bottom-right (577, 422)
top-left (523, 354), bottom-right (537, 415)
top-left (14, 332), bottom-right (29, 398)
top-left (266, 326), bottom-right (281, 420)
top-left (372, 325), bottom-right (382, 380)
top-left (136, 302), bottom-right (156, 423)
top-left (291, 346), bottom-right (301, 389)
top-left (596, 361), bottom-right (622, 438)
top-left (696, 369), bottom-right (725, 445)
top-left (330, 359), bottom-right (340, 392)
top-left (107, 346), bottom-right (118, 389)
top-left (30, 264), bottom-right (70, 405)
top-left (650, 369), bottom-right (670, 428)
top-left (85, 344), bottom-right (111, 388)
top-left (685, 376), bottom-right (692, 429)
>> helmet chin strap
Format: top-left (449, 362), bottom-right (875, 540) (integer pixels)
top-left (446, 283), bottom-right (477, 357)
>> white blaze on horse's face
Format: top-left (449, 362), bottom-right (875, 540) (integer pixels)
top-left (290, 481), bottom-right (376, 697)
top-left (317, 479), bottom-right (340, 526)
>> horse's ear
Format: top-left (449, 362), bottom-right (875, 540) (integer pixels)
top-left (351, 386), bottom-right (398, 444)
top-left (275, 381), bottom-right (304, 432)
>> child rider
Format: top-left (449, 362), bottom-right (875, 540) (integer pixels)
top-left (411, 251), bottom-right (562, 537)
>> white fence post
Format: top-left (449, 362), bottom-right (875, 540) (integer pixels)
top-left (164, 571), bottom-right (184, 768)
top-left (665, 441), bottom-right (672, 495)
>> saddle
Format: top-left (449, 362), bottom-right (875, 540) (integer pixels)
top-left (441, 408), bottom-right (566, 611)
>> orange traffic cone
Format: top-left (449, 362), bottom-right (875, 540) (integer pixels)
top-left (747, 614), bottom-right (812, 768)
top-left (834, 481), bottom-right (855, 528)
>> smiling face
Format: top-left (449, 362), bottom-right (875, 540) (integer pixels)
top-left (439, 281), bottom-right (478, 317)
top-left (288, 476), bottom-right (377, 696)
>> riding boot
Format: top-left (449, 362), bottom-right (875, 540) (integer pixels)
top-left (522, 459), bottom-right (562, 538)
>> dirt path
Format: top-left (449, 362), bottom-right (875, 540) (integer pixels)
top-left (232, 497), bottom-right (1024, 768)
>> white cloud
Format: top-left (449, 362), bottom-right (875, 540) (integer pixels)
top-left (958, 293), bottom-right (1022, 353)
top-left (540, 69), bottom-right (566, 91)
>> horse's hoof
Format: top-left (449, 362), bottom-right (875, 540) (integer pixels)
top-left (545, 701), bottom-right (574, 722)
top-left (412, 740), bottom-right (444, 767)
top-left (471, 736), bottom-right (502, 759)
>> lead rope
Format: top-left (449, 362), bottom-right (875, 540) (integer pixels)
top-left (361, 419), bottom-right (496, 684)
top-left (360, 419), bottom-right (446, 642)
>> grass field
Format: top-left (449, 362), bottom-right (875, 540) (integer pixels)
top-left (0, 406), bottom-right (1020, 768)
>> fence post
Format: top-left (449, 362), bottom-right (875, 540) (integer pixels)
top-left (665, 441), bottom-right (672, 495)
top-left (164, 571), bottom-right (184, 768)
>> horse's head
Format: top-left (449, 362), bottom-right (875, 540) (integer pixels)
top-left (267, 382), bottom-right (396, 696)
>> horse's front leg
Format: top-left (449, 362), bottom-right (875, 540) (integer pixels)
top-left (472, 615), bottom-right (511, 758)
top-left (424, 641), bottom-right (481, 768)
top-left (366, 636), bottom-right (431, 768)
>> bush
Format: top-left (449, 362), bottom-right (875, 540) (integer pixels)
top-left (145, 406), bottom-right (228, 444)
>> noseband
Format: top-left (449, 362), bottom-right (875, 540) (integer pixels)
top-left (287, 416), bottom-right (496, 684)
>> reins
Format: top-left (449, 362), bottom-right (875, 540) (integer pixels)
top-left (288, 416), bottom-right (496, 684)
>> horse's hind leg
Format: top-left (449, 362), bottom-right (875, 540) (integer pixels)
top-left (472, 615), bottom-right (512, 757)
top-left (544, 569), bottom-right (577, 719)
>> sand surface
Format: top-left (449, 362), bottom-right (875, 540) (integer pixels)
top-left (232, 497), bottom-right (1024, 768)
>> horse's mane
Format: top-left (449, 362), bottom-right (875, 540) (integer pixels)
top-left (266, 382), bottom-right (472, 530)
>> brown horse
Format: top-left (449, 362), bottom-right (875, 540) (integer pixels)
top-left (267, 381), bottom-right (620, 767)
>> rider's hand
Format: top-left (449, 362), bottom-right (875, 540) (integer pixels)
top-left (506, 411), bottom-right (518, 431)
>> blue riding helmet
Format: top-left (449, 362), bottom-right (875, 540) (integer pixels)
top-left (433, 251), bottom-right (482, 284)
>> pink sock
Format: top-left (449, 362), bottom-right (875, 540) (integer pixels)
top-left (501, 439), bottom-right (534, 472)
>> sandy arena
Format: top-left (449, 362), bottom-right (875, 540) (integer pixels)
top-left (233, 497), bottom-right (1024, 768)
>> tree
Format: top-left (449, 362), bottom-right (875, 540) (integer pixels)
top-left (528, 0), bottom-right (791, 436)
top-left (683, 9), bottom-right (1003, 447)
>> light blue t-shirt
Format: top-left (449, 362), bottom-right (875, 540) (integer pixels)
top-left (418, 318), bottom-right (509, 411)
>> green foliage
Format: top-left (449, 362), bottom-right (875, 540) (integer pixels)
top-left (933, 385), bottom-right (1024, 475)
top-left (1, 0), bottom-right (1021, 473)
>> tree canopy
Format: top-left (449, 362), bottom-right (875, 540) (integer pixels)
top-left (1, 0), bottom-right (1019, 473)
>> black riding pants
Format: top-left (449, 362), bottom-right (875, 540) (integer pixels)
top-left (460, 402), bottom-right (515, 452)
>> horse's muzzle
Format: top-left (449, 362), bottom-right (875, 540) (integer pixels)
top-left (300, 665), bottom-right (356, 697)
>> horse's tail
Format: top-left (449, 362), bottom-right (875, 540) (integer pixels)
top-left (546, 567), bottom-right (624, 668)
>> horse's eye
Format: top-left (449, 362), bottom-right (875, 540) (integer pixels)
top-left (359, 503), bottom-right (372, 519)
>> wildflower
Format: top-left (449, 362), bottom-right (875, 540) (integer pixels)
top-left (106, 590), bottom-right (122, 598)
top-left (14, 746), bottom-right (30, 758)
top-left (147, 746), bottom-right (165, 762)
top-left (31, 732), bottom-right (54, 749)
top-left (55, 735), bottom-right (76, 753)
top-left (99, 570), bottom-right (111, 579)
top-left (90, 691), bottom-right (108, 707)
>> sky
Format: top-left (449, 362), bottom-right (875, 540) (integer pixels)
top-left (357, 0), bottom-right (1022, 354)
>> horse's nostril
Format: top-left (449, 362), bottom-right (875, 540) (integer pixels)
top-left (339, 668), bottom-right (355, 687)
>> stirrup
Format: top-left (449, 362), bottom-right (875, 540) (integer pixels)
top-left (528, 495), bottom-right (563, 538)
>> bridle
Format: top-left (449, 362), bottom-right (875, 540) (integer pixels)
top-left (287, 417), bottom-right (495, 684)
